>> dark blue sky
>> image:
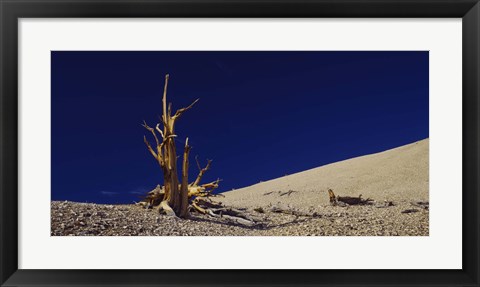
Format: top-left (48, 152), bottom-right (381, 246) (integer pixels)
top-left (51, 51), bottom-right (428, 204)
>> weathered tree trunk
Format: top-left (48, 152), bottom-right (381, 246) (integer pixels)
top-left (161, 75), bottom-right (179, 214)
top-left (143, 74), bottom-right (198, 218)
top-left (179, 138), bottom-right (191, 218)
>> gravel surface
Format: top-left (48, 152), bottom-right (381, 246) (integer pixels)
top-left (51, 199), bottom-right (428, 236)
top-left (51, 139), bottom-right (428, 236)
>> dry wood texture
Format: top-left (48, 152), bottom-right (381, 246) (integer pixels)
top-left (142, 74), bottom-right (198, 217)
top-left (141, 75), bottom-right (255, 225)
top-left (328, 188), bottom-right (373, 206)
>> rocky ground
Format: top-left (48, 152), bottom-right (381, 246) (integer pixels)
top-left (51, 139), bottom-right (429, 236)
top-left (51, 198), bottom-right (428, 236)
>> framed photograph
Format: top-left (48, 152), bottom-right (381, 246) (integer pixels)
top-left (1, 0), bottom-right (478, 286)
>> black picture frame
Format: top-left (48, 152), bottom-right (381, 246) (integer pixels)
top-left (1, 0), bottom-right (479, 286)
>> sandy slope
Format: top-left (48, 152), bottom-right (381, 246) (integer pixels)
top-left (51, 139), bottom-right (429, 236)
top-left (220, 138), bottom-right (429, 210)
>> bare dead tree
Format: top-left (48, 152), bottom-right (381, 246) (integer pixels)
top-left (142, 74), bottom-right (199, 218)
top-left (141, 74), bottom-right (256, 225)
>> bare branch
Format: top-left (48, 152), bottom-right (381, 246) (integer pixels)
top-left (155, 123), bottom-right (164, 139)
top-left (162, 74), bottom-right (169, 124)
top-left (142, 121), bottom-right (161, 151)
top-left (158, 115), bottom-right (167, 127)
top-left (143, 135), bottom-right (158, 159)
top-left (172, 98), bottom-right (200, 120)
top-left (203, 178), bottom-right (221, 187)
top-left (195, 155), bottom-right (202, 171)
top-left (142, 120), bottom-right (153, 132)
top-left (193, 158), bottom-right (212, 186)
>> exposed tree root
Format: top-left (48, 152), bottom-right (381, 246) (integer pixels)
top-left (158, 201), bottom-right (177, 217)
top-left (137, 164), bottom-right (256, 226)
top-left (190, 198), bottom-right (256, 227)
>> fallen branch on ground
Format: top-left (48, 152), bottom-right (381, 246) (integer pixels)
top-left (269, 204), bottom-right (321, 218)
top-left (410, 201), bottom-right (429, 210)
top-left (279, 190), bottom-right (298, 197)
top-left (401, 209), bottom-right (419, 214)
top-left (328, 189), bottom-right (373, 206)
